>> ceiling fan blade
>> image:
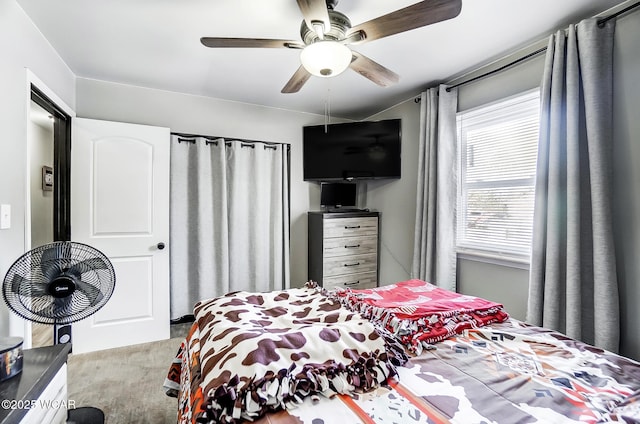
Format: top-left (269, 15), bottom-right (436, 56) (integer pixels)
top-left (281, 66), bottom-right (312, 93)
top-left (201, 37), bottom-right (304, 49)
top-left (346, 0), bottom-right (462, 44)
top-left (350, 51), bottom-right (399, 87)
top-left (296, 0), bottom-right (332, 37)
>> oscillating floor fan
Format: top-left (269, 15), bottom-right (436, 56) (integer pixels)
top-left (2, 241), bottom-right (116, 424)
top-left (3, 241), bottom-right (116, 343)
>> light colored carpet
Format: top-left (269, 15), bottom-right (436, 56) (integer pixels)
top-left (67, 323), bottom-right (190, 424)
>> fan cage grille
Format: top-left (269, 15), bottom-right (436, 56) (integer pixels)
top-left (2, 241), bottom-right (116, 325)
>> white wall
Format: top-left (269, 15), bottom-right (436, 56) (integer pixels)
top-left (365, 99), bottom-right (422, 285)
top-left (29, 116), bottom-right (54, 248)
top-left (75, 78), bottom-right (332, 288)
top-left (0, 0), bottom-right (76, 337)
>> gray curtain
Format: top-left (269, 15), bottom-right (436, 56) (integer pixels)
top-left (527, 18), bottom-right (619, 352)
top-left (412, 85), bottom-right (458, 291)
top-left (170, 136), bottom-right (290, 319)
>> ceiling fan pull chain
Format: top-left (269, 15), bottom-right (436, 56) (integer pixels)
top-left (328, 86), bottom-right (331, 127)
top-left (324, 89), bottom-right (328, 132)
top-left (324, 82), bottom-right (332, 133)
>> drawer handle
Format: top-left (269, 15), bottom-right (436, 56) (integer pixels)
top-left (344, 262), bottom-right (361, 267)
top-left (344, 244), bottom-right (361, 249)
top-left (344, 281), bottom-right (360, 286)
top-left (345, 225), bottom-right (361, 229)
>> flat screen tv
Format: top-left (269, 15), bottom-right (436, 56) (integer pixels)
top-left (320, 182), bottom-right (357, 208)
top-left (303, 119), bottom-right (401, 181)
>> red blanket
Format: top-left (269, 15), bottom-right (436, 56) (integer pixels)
top-left (327, 279), bottom-right (509, 354)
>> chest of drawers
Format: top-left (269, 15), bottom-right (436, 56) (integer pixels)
top-left (308, 211), bottom-right (379, 290)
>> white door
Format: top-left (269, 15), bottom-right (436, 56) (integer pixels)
top-left (71, 118), bottom-right (170, 354)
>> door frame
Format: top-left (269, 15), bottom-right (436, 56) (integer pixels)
top-left (22, 70), bottom-right (75, 348)
top-left (30, 85), bottom-right (72, 241)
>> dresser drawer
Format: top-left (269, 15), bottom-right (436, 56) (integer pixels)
top-left (323, 217), bottom-right (378, 238)
top-left (323, 253), bottom-right (377, 277)
top-left (308, 212), bottom-right (379, 291)
top-left (323, 235), bottom-right (377, 258)
top-left (323, 272), bottom-right (378, 290)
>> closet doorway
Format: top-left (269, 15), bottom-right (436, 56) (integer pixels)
top-left (27, 82), bottom-right (72, 347)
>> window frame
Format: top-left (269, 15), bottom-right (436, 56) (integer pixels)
top-left (455, 89), bottom-right (540, 266)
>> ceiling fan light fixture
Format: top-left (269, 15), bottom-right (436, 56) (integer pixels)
top-left (300, 41), bottom-right (352, 78)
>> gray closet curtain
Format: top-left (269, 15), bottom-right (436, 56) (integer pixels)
top-left (527, 18), bottom-right (619, 352)
top-left (412, 85), bottom-right (458, 291)
top-left (170, 135), bottom-right (290, 319)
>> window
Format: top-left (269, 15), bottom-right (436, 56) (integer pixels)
top-left (456, 89), bottom-right (540, 261)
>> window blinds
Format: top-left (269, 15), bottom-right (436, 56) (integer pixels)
top-left (456, 90), bottom-right (540, 259)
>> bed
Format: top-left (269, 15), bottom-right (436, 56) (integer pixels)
top-left (164, 280), bottom-right (640, 424)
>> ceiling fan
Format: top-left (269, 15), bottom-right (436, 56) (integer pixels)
top-left (200, 0), bottom-right (462, 93)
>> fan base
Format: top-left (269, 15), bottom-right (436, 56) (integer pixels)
top-left (67, 406), bottom-right (105, 424)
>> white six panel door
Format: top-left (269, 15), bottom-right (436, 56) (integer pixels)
top-left (71, 118), bottom-right (170, 354)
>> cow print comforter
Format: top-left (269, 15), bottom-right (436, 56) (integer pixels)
top-left (165, 285), bottom-right (640, 424)
top-left (168, 286), bottom-right (407, 423)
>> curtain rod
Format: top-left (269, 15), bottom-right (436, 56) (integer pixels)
top-left (445, 0), bottom-right (640, 92)
top-left (598, 0), bottom-right (640, 25)
top-left (445, 47), bottom-right (547, 92)
top-left (170, 132), bottom-right (290, 149)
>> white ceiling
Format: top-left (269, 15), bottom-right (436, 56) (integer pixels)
top-left (18, 0), bottom-right (622, 120)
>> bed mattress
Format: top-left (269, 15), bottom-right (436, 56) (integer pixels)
top-left (165, 282), bottom-right (640, 424)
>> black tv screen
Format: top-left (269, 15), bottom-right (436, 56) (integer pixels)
top-left (320, 182), bottom-right (357, 208)
top-left (303, 119), bottom-right (401, 181)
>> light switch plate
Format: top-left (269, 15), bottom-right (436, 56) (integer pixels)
top-left (0, 204), bottom-right (11, 229)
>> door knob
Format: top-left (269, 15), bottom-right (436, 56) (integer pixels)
top-left (157, 242), bottom-right (166, 250)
